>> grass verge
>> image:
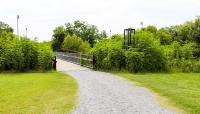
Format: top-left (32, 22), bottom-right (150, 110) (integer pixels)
top-left (115, 72), bottom-right (200, 114)
top-left (0, 72), bottom-right (78, 114)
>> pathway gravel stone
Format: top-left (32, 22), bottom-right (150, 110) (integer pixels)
top-left (57, 59), bottom-right (176, 114)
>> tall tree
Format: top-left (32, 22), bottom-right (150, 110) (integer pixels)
top-left (65, 20), bottom-right (101, 47)
top-left (51, 26), bottom-right (66, 51)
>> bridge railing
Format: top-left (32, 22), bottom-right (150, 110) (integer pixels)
top-left (56, 52), bottom-right (93, 69)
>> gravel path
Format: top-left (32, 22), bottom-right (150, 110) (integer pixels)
top-left (57, 59), bottom-right (176, 114)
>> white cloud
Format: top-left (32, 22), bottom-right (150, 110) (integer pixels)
top-left (0, 0), bottom-right (199, 41)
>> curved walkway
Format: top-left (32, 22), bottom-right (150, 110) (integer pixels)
top-left (57, 59), bottom-right (175, 114)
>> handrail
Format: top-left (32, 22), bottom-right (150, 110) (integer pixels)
top-left (56, 52), bottom-right (94, 69)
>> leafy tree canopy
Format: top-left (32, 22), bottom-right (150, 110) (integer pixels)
top-left (52, 20), bottom-right (107, 51)
top-left (0, 21), bottom-right (13, 33)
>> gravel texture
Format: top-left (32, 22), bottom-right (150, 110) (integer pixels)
top-left (57, 59), bottom-right (176, 114)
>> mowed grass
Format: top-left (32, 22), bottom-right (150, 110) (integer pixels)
top-left (116, 72), bottom-right (200, 114)
top-left (0, 72), bottom-right (78, 114)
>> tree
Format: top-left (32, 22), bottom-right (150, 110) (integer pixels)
top-left (61, 35), bottom-right (91, 53)
top-left (176, 22), bottom-right (193, 43)
top-left (51, 26), bottom-right (66, 51)
top-left (52, 20), bottom-right (106, 50)
top-left (165, 26), bottom-right (178, 40)
top-left (156, 29), bottom-right (172, 45)
top-left (65, 20), bottom-right (101, 47)
top-left (0, 21), bottom-right (13, 33)
top-left (146, 25), bottom-right (157, 34)
top-left (85, 25), bottom-right (99, 47)
top-left (193, 17), bottom-right (200, 44)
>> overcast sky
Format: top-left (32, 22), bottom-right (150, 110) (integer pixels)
top-left (0, 0), bottom-right (199, 41)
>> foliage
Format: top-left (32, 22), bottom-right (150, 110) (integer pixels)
top-left (146, 25), bottom-right (157, 34)
top-left (193, 17), bottom-right (200, 44)
top-left (176, 22), bottom-right (193, 43)
top-left (51, 20), bottom-right (107, 51)
top-left (104, 45), bottom-right (126, 70)
top-left (51, 26), bottom-right (66, 51)
top-left (92, 35), bottom-right (124, 70)
top-left (37, 42), bottom-right (53, 70)
top-left (125, 48), bottom-right (144, 72)
top-left (99, 30), bottom-right (108, 39)
top-left (61, 34), bottom-right (91, 53)
top-left (133, 31), bottom-right (167, 72)
top-left (92, 39), bottom-right (111, 69)
top-left (51, 21), bottom-right (103, 50)
top-left (65, 20), bottom-right (103, 47)
top-left (0, 21), bottom-right (13, 33)
top-left (156, 29), bottom-right (172, 45)
top-left (163, 41), bottom-right (196, 72)
top-left (0, 24), bottom-right (53, 71)
top-left (92, 31), bottom-right (167, 72)
top-left (20, 39), bottom-right (39, 70)
top-left (1, 38), bottom-right (24, 70)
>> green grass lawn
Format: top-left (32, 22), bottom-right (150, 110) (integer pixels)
top-left (116, 72), bottom-right (200, 114)
top-left (0, 72), bottom-right (78, 114)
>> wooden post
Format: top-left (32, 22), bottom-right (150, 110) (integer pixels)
top-left (52, 56), bottom-right (57, 70)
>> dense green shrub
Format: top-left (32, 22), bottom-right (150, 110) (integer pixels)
top-left (133, 31), bottom-right (168, 72)
top-left (92, 39), bottom-right (111, 69)
top-left (0, 33), bottom-right (23, 70)
top-left (92, 32), bottom-right (167, 72)
top-left (20, 39), bottom-right (39, 70)
top-left (156, 29), bottom-right (172, 45)
top-left (180, 43), bottom-right (195, 59)
top-left (0, 32), bottom-right (53, 71)
top-left (92, 35), bottom-right (124, 70)
top-left (37, 43), bottom-right (53, 70)
top-left (146, 25), bottom-right (157, 34)
top-left (2, 39), bottom-right (24, 70)
top-left (168, 59), bottom-right (200, 72)
top-left (126, 48), bottom-right (144, 72)
top-left (104, 46), bottom-right (126, 70)
top-left (164, 41), bottom-right (196, 72)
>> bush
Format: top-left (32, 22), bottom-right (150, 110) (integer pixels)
top-left (168, 59), bottom-right (200, 72)
top-left (92, 35), bottom-right (124, 70)
top-left (180, 43), bottom-right (195, 59)
top-left (37, 43), bottom-right (53, 70)
top-left (0, 32), bottom-right (53, 71)
top-left (156, 29), bottom-right (172, 45)
top-left (2, 39), bottom-right (24, 70)
top-left (126, 48), bottom-right (144, 72)
top-left (104, 46), bottom-right (126, 70)
top-left (92, 39), bottom-right (111, 69)
top-left (143, 46), bottom-right (167, 72)
top-left (20, 39), bottom-right (39, 70)
top-left (146, 25), bottom-right (157, 34)
top-left (133, 31), bottom-right (168, 72)
top-left (92, 32), bottom-right (167, 72)
top-left (164, 41), bottom-right (196, 72)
